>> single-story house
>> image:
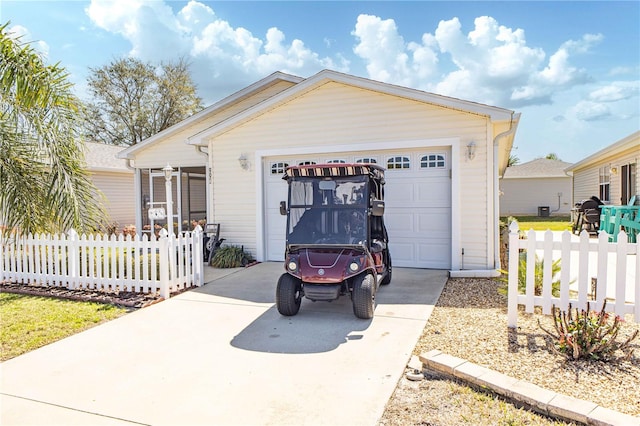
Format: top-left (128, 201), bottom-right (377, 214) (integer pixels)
top-left (85, 141), bottom-right (135, 229)
top-left (565, 131), bottom-right (639, 206)
top-left (500, 158), bottom-right (572, 217)
top-left (117, 69), bottom-right (520, 274)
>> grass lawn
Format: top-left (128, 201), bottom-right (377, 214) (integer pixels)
top-left (0, 293), bottom-right (129, 361)
top-left (502, 215), bottom-right (572, 232)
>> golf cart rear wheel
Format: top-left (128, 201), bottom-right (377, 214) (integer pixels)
top-left (276, 273), bottom-right (302, 316)
top-left (352, 273), bottom-right (375, 319)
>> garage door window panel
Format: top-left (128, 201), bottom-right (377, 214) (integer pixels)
top-left (356, 157), bottom-right (378, 164)
top-left (271, 162), bottom-right (289, 175)
top-left (387, 156), bottom-right (410, 170)
top-left (420, 154), bottom-right (446, 169)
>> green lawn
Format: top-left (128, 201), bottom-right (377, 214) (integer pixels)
top-left (0, 293), bottom-right (128, 361)
top-left (501, 215), bottom-right (572, 232)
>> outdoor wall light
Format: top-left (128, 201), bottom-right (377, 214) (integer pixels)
top-left (466, 141), bottom-right (476, 161)
top-left (611, 166), bottom-right (618, 175)
top-left (163, 163), bottom-right (173, 181)
top-left (238, 153), bottom-right (249, 170)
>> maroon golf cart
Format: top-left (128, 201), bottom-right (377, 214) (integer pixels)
top-left (276, 163), bottom-right (391, 319)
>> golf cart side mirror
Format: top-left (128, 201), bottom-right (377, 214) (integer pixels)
top-left (371, 200), bottom-right (385, 216)
top-left (279, 201), bottom-right (287, 215)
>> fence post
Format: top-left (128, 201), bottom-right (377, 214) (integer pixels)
top-left (193, 225), bottom-right (203, 287)
top-left (507, 220), bottom-right (520, 327)
top-left (67, 229), bottom-right (78, 289)
top-left (159, 229), bottom-right (170, 299)
top-left (635, 239), bottom-right (640, 323)
top-left (0, 231), bottom-right (5, 282)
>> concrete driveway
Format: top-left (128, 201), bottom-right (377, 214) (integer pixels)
top-left (1, 262), bottom-right (447, 425)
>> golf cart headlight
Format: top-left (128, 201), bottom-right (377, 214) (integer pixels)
top-left (349, 261), bottom-right (360, 272)
top-left (288, 261), bottom-right (298, 271)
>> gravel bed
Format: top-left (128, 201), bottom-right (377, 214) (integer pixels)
top-left (380, 278), bottom-right (640, 425)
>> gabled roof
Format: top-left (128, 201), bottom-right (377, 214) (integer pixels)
top-left (84, 142), bottom-right (131, 173)
top-left (503, 158), bottom-right (572, 179)
top-left (565, 130), bottom-right (640, 172)
top-left (117, 71), bottom-right (303, 159)
top-left (187, 69), bottom-right (516, 145)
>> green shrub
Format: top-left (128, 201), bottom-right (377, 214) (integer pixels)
top-left (540, 301), bottom-right (638, 361)
top-left (499, 252), bottom-right (561, 297)
top-left (211, 245), bottom-right (254, 268)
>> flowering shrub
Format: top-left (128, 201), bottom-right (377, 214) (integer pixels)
top-left (122, 224), bottom-right (136, 237)
top-left (540, 301), bottom-right (638, 361)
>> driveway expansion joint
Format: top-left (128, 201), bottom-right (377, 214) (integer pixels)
top-left (419, 350), bottom-right (640, 426)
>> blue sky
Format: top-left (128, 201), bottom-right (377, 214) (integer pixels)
top-left (2, 0), bottom-right (639, 163)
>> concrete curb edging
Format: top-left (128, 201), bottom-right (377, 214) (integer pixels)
top-left (419, 350), bottom-right (640, 426)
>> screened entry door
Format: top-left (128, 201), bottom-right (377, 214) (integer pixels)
top-left (148, 172), bottom-right (180, 236)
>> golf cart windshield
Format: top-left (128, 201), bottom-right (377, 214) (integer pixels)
top-left (287, 175), bottom-right (368, 245)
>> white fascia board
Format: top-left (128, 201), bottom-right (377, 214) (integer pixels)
top-left (189, 69), bottom-right (515, 145)
top-left (88, 167), bottom-right (133, 174)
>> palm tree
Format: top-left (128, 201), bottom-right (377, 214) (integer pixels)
top-left (507, 154), bottom-right (520, 167)
top-left (0, 23), bottom-right (105, 235)
top-left (545, 153), bottom-right (560, 160)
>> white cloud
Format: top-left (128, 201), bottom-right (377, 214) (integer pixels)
top-left (352, 14), bottom-right (606, 109)
top-left (7, 24), bottom-right (50, 58)
top-left (351, 15), bottom-right (425, 86)
top-left (588, 81), bottom-right (639, 102)
top-left (85, 0), bottom-right (346, 102)
top-left (81, 0), bottom-right (636, 131)
top-left (572, 101), bottom-right (611, 121)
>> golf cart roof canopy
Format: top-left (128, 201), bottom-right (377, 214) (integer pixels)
top-left (283, 163), bottom-right (385, 181)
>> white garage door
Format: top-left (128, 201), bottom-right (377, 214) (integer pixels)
top-left (263, 149), bottom-right (451, 269)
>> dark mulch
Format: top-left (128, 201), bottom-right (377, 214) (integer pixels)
top-left (0, 281), bottom-right (185, 309)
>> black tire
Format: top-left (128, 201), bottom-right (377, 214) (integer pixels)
top-left (352, 273), bottom-right (375, 319)
top-left (380, 253), bottom-right (392, 286)
top-left (276, 273), bottom-right (302, 316)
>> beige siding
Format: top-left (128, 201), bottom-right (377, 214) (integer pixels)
top-left (91, 172), bottom-right (136, 228)
top-left (208, 81), bottom-right (492, 268)
top-left (572, 144), bottom-right (639, 205)
top-left (500, 177), bottom-right (572, 216)
top-left (132, 81), bottom-right (296, 168)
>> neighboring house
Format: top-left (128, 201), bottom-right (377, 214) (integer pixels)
top-left (565, 131), bottom-right (639, 206)
top-left (500, 158), bottom-right (572, 216)
top-left (118, 69), bottom-right (520, 274)
top-left (84, 141), bottom-right (135, 229)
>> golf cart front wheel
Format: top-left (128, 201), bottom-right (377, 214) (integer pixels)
top-left (276, 273), bottom-right (302, 316)
top-left (352, 273), bottom-right (375, 319)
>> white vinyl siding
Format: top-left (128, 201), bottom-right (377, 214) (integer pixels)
top-left (500, 177), bottom-right (573, 216)
top-left (208, 81), bottom-right (491, 268)
top-left (572, 143), bottom-right (640, 206)
top-left (91, 172), bottom-right (136, 228)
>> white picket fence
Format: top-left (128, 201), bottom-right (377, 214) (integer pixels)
top-left (507, 221), bottom-right (640, 327)
top-left (0, 226), bottom-right (204, 299)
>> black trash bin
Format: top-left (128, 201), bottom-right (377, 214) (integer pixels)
top-left (538, 206), bottom-right (550, 217)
